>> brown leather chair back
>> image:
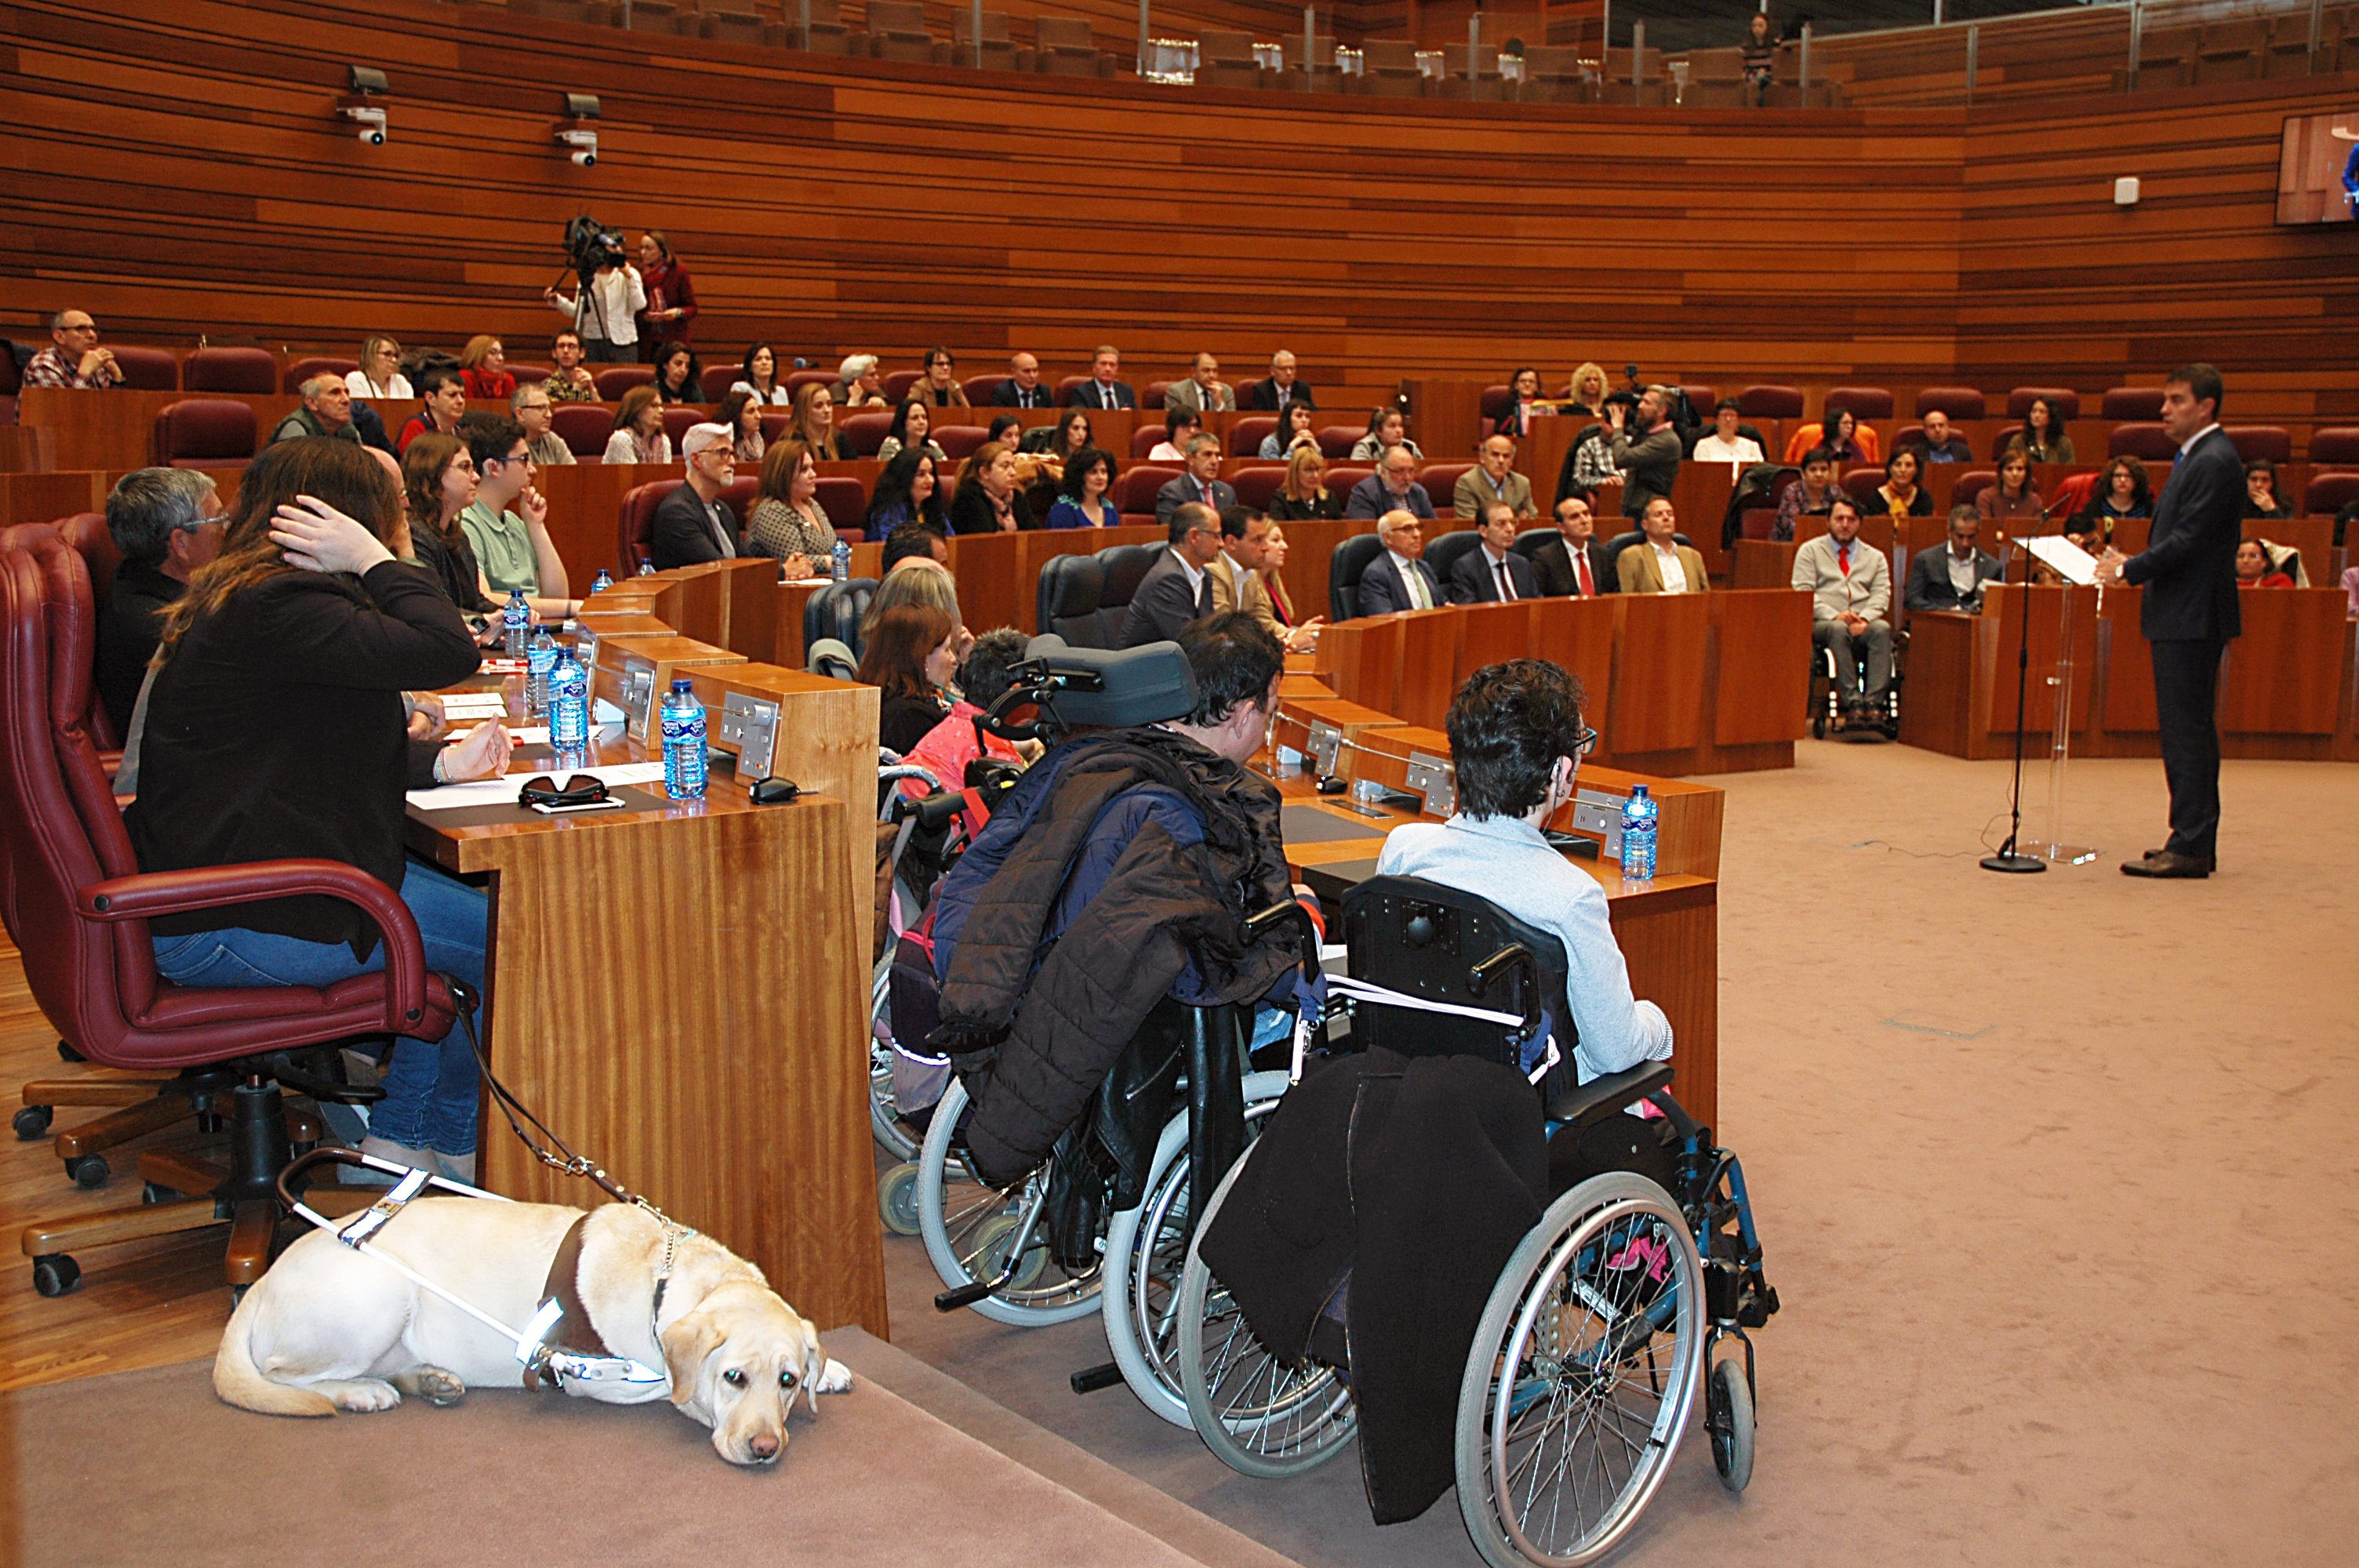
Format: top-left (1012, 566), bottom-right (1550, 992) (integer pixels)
top-left (619, 481), bottom-right (675, 573)
top-left (151, 400), bottom-right (257, 468)
top-left (184, 347), bottom-right (278, 394)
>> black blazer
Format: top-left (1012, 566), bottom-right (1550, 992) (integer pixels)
top-left (1245, 377), bottom-right (1315, 411)
top-left (651, 485), bottom-right (740, 569)
top-left (1531, 538), bottom-right (1616, 597)
top-left (1118, 548), bottom-right (1215, 648)
top-left (1903, 545), bottom-right (2002, 612)
top-left (1446, 546), bottom-right (1539, 605)
top-left (1354, 550), bottom-right (1443, 617)
top-left (988, 378), bottom-right (1055, 408)
top-left (947, 483), bottom-right (1036, 535)
top-left (2125, 426), bottom-right (2242, 643)
top-left (1068, 379), bottom-right (1136, 410)
top-left (1267, 489), bottom-right (1344, 522)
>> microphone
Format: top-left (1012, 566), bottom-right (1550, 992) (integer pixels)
top-left (792, 358), bottom-right (809, 369)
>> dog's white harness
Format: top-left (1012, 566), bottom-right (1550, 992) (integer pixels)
top-left (284, 1151), bottom-right (673, 1394)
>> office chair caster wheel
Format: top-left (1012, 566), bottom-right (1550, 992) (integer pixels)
top-left (1709, 1358), bottom-right (1754, 1493)
top-left (878, 1162), bottom-right (921, 1236)
top-left (13, 1105), bottom-right (51, 1140)
top-left (56, 1039), bottom-right (82, 1063)
top-left (1810, 713), bottom-right (1826, 739)
top-left (32, 1254), bottom-right (80, 1298)
top-left (66, 1155), bottom-right (109, 1190)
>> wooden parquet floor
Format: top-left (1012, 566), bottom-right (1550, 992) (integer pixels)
top-left (0, 930), bottom-right (234, 1392)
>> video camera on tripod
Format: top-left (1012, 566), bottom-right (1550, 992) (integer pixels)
top-left (562, 216), bottom-right (627, 280)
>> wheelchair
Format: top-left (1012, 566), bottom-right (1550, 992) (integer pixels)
top-left (1808, 622), bottom-right (1904, 740)
top-left (892, 636), bottom-right (1325, 1431)
top-left (1173, 876), bottom-right (1777, 1567)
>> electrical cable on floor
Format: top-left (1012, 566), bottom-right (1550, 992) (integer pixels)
top-left (1840, 812), bottom-right (2017, 859)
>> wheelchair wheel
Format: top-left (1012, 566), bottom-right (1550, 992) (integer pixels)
top-left (1101, 1070), bottom-right (1292, 1429)
top-left (878, 1161), bottom-right (921, 1236)
top-left (915, 1078), bottom-right (1103, 1327)
top-left (1176, 1141), bottom-right (1360, 1478)
top-left (1708, 1356), bottom-right (1754, 1494)
top-left (1454, 1172), bottom-right (1706, 1568)
top-left (870, 960), bottom-right (918, 1162)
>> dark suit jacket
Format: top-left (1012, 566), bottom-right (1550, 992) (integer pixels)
top-left (649, 484), bottom-right (740, 570)
top-left (1344, 475), bottom-right (1436, 521)
top-left (1895, 431), bottom-right (1976, 463)
top-left (1903, 545), bottom-right (2003, 612)
top-left (1446, 546), bottom-right (1539, 605)
top-left (95, 557), bottom-right (180, 739)
top-left (1068, 379), bottom-right (1136, 410)
top-left (2125, 426), bottom-right (2242, 643)
top-left (1118, 547), bottom-right (1216, 648)
top-left (988, 378), bottom-right (1055, 408)
top-left (1608, 423), bottom-right (1683, 518)
top-left (1531, 538), bottom-right (1616, 597)
top-left (1154, 474), bottom-right (1236, 528)
top-left (1246, 377), bottom-right (1315, 412)
top-left (1354, 550), bottom-right (1443, 617)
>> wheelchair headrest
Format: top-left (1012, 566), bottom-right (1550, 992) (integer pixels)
top-left (980, 635), bottom-right (1198, 738)
top-left (805, 637), bottom-right (858, 681)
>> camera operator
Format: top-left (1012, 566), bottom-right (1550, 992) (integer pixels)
top-left (542, 228), bottom-right (643, 364)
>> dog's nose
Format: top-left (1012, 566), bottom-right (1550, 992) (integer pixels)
top-left (749, 1432), bottom-right (780, 1461)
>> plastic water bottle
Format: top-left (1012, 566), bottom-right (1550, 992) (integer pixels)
top-left (636, 560), bottom-right (656, 576)
top-left (831, 537), bottom-right (850, 583)
top-left (1619, 786), bottom-right (1658, 883)
top-left (526, 628), bottom-right (556, 718)
top-left (503, 588), bottom-right (529, 657)
top-left (591, 567), bottom-right (614, 594)
top-left (660, 677), bottom-right (707, 800)
top-left (548, 647), bottom-right (589, 750)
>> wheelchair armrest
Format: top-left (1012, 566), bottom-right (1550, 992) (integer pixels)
top-left (1245, 898), bottom-right (1322, 982)
top-left (1543, 1060), bottom-right (1676, 1129)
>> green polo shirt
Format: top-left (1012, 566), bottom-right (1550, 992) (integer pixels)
top-left (458, 499), bottom-right (538, 597)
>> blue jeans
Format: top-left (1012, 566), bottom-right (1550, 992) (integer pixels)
top-left (151, 859), bottom-right (489, 1155)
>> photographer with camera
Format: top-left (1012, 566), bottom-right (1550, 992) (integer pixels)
top-left (1605, 383), bottom-right (1684, 521)
top-left (542, 220), bottom-right (643, 364)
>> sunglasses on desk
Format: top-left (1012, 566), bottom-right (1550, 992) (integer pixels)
top-left (517, 775), bottom-right (611, 809)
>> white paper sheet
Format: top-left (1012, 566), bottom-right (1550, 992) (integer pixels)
top-left (2024, 535), bottom-right (2099, 586)
top-left (450, 725), bottom-right (550, 745)
top-left (437, 694), bottom-right (511, 720)
top-left (405, 760), bottom-right (669, 811)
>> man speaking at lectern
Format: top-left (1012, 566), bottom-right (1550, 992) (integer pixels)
top-left (2095, 364), bottom-right (2241, 880)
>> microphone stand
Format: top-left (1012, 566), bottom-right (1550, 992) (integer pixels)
top-left (1982, 519), bottom-right (2046, 873)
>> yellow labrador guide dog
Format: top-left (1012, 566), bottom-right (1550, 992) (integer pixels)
top-left (215, 1185), bottom-right (852, 1466)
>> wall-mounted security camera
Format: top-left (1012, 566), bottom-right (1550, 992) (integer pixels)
top-left (343, 103), bottom-right (387, 145)
top-left (557, 125), bottom-right (598, 167)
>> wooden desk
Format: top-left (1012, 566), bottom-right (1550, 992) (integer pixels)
top-left (406, 579), bottom-right (884, 1335)
top-left (1899, 584), bottom-right (2359, 761)
top-left (1316, 590), bottom-right (1810, 777)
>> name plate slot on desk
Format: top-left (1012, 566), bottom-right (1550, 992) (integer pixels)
top-left (616, 659), bottom-right (656, 738)
top-left (719, 692), bottom-right (781, 779)
top-left (1568, 789), bottom-right (1625, 858)
top-left (1306, 720), bottom-right (1342, 775)
top-left (1402, 750), bottom-right (1455, 818)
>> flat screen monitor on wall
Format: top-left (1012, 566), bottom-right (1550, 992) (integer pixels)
top-left (2276, 111), bottom-right (2358, 225)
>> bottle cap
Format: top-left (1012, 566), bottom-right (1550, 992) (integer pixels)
top-left (671, 676), bottom-right (693, 692)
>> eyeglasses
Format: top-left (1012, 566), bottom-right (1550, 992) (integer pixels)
top-left (518, 775), bottom-right (611, 808)
top-left (1572, 728), bottom-right (1599, 757)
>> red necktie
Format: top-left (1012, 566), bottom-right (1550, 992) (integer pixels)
top-left (1201, 481), bottom-right (1216, 506)
top-left (1575, 550), bottom-right (1594, 596)
top-left (1838, 542), bottom-right (1852, 576)
top-left (1496, 561), bottom-right (1515, 601)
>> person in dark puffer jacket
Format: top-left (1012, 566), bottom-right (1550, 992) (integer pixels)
top-left (928, 613), bottom-right (1303, 1190)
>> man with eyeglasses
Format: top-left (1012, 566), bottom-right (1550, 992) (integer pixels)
top-left (456, 413), bottom-right (575, 619)
top-left (24, 309), bottom-right (122, 389)
top-left (1374, 658), bottom-right (1674, 1091)
top-left (95, 468), bottom-right (223, 735)
top-left (1345, 445), bottom-right (1436, 522)
top-left (1119, 502), bottom-right (1224, 648)
top-left (1354, 510), bottom-right (1442, 616)
top-left (511, 381), bottom-right (575, 468)
top-left (651, 423), bottom-right (743, 571)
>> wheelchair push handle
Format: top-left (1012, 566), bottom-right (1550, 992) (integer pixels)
top-left (1468, 940), bottom-right (1546, 1041)
top-left (889, 788), bottom-right (967, 832)
top-left (1245, 898), bottom-right (1322, 982)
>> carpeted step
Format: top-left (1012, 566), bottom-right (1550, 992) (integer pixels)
top-left (823, 1327), bottom-right (1307, 1568)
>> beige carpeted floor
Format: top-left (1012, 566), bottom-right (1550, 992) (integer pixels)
top-left (878, 741), bottom-right (2359, 1567)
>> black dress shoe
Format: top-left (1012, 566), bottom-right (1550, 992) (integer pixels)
top-left (2121, 851), bottom-right (2214, 878)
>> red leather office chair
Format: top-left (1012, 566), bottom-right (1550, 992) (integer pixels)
top-left (2101, 387), bottom-right (2167, 422)
top-left (699, 364), bottom-right (742, 401)
top-left (151, 400), bottom-right (257, 469)
top-left (839, 412), bottom-right (893, 457)
top-left (2, 534), bottom-right (456, 1294)
top-left (107, 346), bottom-right (180, 391)
top-left (1417, 463), bottom-right (1474, 514)
top-left (282, 356), bottom-right (358, 394)
top-left (2109, 423), bottom-right (2177, 462)
top-left (812, 477), bottom-right (867, 534)
top-left (1140, 380), bottom-right (1173, 411)
top-left (660, 405), bottom-right (704, 449)
top-left (881, 369), bottom-right (925, 403)
top-left (551, 404), bottom-right (613, 459)
top-left (1914, 387), bottom-right (1986, 421)
top-left (2223, 426), bottom-right (2292, 464)
top-left (617, 481), bottom-right (674, 573)
top-left (1230, 466), bottom-right (1289, 512)
top-left (594, 365), bottom-right (654, 401)
top-left (1314, 426), bottom-right (1361, 460)
top-left (1823, 387), bottom-right (1895, 421)
top-left (1230, 417), bottom-right (1278, 458)
top-left (2306, 428), bottom-right (2359, 466)
top-left (1130, 424), bottom-right (1169, 459)
top-left (182, 347), bottom-right (278, 394)
top-left (935, 424), bottom-right (989, 463)
top-left (2008, 387), bottom-right (2081, 422)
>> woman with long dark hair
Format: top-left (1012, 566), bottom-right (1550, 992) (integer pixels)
top-left (744, 439), bottom-right (829, 573)
top-left (2066, 456), bottom-right (2153, 552)
top-left (732, 343), bottom-right (792, 406)
top-left (720, 390), bottom-right (766, 465)
top-left (2019, 397), bottom-right (2074, 465)
top-left (651, 342), bottom-right (701, 405)
top-left (1047, 447), bottom-right (1119, 528)
top-left (863, 449), bottom-right (948, 539)
top-left (1259, 399), bottom-right (1320, 459)
top-left (856, 602), bottom-right (960, 754)
top-left (877, 397), bottom-right (950, 466)
top-left (126, 437), bottom-right (511, 1181)
top-left (398, 433), bottom-right (495, 624)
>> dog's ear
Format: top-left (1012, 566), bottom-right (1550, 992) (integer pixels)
top-left (662, 1310), bottom-right (725, 1408)
top-left (803, 1336), bottom-right (827, 1414)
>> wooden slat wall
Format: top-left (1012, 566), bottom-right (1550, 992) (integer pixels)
top-left (0, 0), bottom-right (2351, 430)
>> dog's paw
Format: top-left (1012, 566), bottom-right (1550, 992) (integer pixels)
top-left (314, 1377), bottom-right (403, 1413)
top-left (391, 1367), bottom-right (467, 1406)
top-left (813, 1358), bottom-right (853, 1396)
